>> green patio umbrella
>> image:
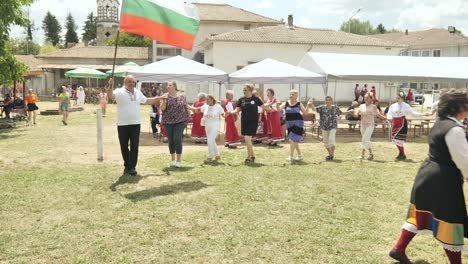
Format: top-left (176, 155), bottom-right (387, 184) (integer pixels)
top-left (65, 67), bottom-right (107, 79)
top-left (106, 62), bottom-right (140, 78)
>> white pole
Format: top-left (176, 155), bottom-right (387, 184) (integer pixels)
top-left (97, 109), bottom-right (103, 162)
top-left (152, 40), bottom-right (157, 62)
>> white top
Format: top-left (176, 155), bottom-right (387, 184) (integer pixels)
top-left (113, 87), bottom-right (147, 126)
top-left (77, 90), bottom-right (85, 99)
top-left (386, 102), bottom-right (423, 119)
top-left (225, 101), bottom-right (234, 112)
top-left (358, 104), bottom-right (377, 128)
top-left (201, 104), bottom-right (224, 125)
top-left (445, 117), bottom-right (468, 178)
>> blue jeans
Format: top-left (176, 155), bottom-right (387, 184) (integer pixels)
top-left (164, 122), bottom-right (186, 154)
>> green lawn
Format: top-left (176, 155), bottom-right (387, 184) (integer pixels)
top-left (0, 102), bottom-right (461, 263)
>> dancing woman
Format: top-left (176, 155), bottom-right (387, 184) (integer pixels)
top-left (278, 89), bottom-right (312, 161)
top-left (389, 89), bottom-right (468, 264)
top-left (265, 88), bottom-right (283, 146)
top-left (387, 91), bottom-right (428, 160)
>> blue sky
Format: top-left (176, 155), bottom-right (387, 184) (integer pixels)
top-left (10, 0), bottom-right (468, 43)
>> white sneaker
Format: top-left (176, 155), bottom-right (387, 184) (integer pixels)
top-left (286, 156), bottom-right (293, 162)
top-left (170, 160), bottom-right (177, 167)
top-left (174, 161), bottom-right (182, 168)
top-left (295, 155), bottom-right (303, 161)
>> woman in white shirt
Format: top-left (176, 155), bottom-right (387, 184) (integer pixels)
top-left (389, 88), bottom-right (468, 264)
top-left (354, 92), bottom-right (386, 160)
top-left (387, 91), bottom-right (428, 160)
top-left (189, 94), bottom-right (225, 163)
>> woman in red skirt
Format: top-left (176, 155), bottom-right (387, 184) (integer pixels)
top-left (191, 93), bottom-right (207, 143)
top-left (223, 90), bottom-right (240, 148)
top-left (253, 89), bottom-right (268, 143)
top-left (265, 88), bottom-right (283, 146)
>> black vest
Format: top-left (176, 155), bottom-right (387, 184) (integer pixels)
top-left (428, 118), bottom-right (466, 167)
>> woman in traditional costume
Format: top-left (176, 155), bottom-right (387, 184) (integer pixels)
top-left (389, 88), bottom-right (468, 264)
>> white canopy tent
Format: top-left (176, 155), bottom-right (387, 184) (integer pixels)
top-left (299, 52), bottom-right (468, 82)
top-left (229, 58), bottom-right (326, 84)
top-left (128, 55), bottom-right (228, 83)
top-left (298, 52), bottom-right (468, 101)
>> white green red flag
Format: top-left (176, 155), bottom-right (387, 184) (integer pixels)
top-left (120, 0), bottom-right (200, 50)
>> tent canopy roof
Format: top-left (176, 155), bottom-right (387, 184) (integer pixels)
top-left (128, 56), bottom-right (228, 83)
top-left (229, 58), bottom-right (325, 84)
top-left (299, 52), bottom-right (468, 82)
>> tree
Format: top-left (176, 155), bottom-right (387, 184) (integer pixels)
top-left (340, 19), bottom-right (374, 35)
top-left (24, 20), bottom-right (36, 40)
top-left (7, 38), bottom-right (41, 55)
top-left (82, 12), bottom-right (97, 44)
top-left (64, 13), bottom-right (79, 46)
top-left (42, 11), bottom-right (61, 46)
top-left (375, 23), bottom-right (387, 34)
top-left (0, 0), bottom-right (32, 83)
top-left (107, 32), bottom-right (152, 47)
top-left (40, 42), bottom-right (59, 54)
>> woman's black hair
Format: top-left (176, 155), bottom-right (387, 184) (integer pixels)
top-left (438, 88), bottom-right (467, 118)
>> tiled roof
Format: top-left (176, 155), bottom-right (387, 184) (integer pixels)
top-left (194, 2), bottom-right (281, 24)
top-left (372, 28), bottom-right (468, 48)
top-left (15, 55), bottom-right (43, 72)
top-left (207, 26), bottom-right (406, 48)
top-left (35, 46), bottom-right (149, 59)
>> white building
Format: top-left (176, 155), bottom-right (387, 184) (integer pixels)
top-left (202, 17), bottom-right (405, 103)
top-left (373, 28), bottom-right (468, 90)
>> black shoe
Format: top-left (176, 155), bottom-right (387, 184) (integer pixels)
top-left (62, 120), bottom-right (67, 126)
top-left (128, 168), bottom-right (137, 176)
top-left (389, 249), bottom-right (412, 264)
top-left (123, 167), bottom-right (130, 175)
top-left (396, 153), bottom-right (407, 160)
top-left (253, 140), bottom-right (262, 145)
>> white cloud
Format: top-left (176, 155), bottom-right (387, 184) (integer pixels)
top-left (296, 16), bottom-right (313, 28)
top-left (396, 0), bottom-right (468, 33)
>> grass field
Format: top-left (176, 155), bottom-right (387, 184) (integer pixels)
top-left (0, 102), bottom-right (463, 263)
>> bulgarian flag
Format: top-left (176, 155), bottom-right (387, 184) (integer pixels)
top-left (120, 0), bottom-right (200, 50)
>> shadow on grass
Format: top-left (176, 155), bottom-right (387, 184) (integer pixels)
top-left (162, 166), bottom-right (194, 176)
top-left (412, 260), bottom-right (431, 264)
top-left (396, 158), bottom-right (420, 164)
top-left (124, 181), bottom-right (209, 202)
top-left (109, 173), bottom-right (166, 192)
top-left (0, 127), bottom-right (25, 140)
top-left (289, 161), bottom-right (310, 166)
top-left (201, 161), bottom-right (226, 167)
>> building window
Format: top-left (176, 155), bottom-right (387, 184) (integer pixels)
top-left (433, 50), bottom-right (441, 57)
top-left (157, 48), bottom-right (181, 56)
top-left (236, 66), bottom-right (244, 70)
top-left (411, 51), bottom-right (420, 57)
top-left (247, 61), bottom-right (257, 65)
top-left (422, 50), bottom-right (430, 57)
top-left (207, 64), bottom-right (214, 67)
top-left (244, 24), bottom-right (251, 30)
top-left (400, 51), bottom-right (409, 56)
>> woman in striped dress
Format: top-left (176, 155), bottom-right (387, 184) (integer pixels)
top-left (279, 89), bottom-right (312, 161)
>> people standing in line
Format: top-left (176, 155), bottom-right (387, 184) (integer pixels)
top-left (24, 89), bottom-right (39, 126)
top-left (265, 88), bottom-right (283, 146)
top-left (309, 96), bottom-right (347, 161)
top-left (160, 80), bottom-right (192, 168)
top-left (387, 91), bottom-right (428, 160)
top-left (189, 95), bottom-right (225, 163)
top-left (353, 93), bottom-right (387, 160)
top-left (77, 86), bottom-right (86, 106)
top-left (149, 102), bottom-right (160, 138)
top-left (98, 88), bottom-right (108, 117)
top-left (354, 84), bottom-right (360, 102)
top-left (279, 89), bottom-right (312, 161)
top-left (58, 86), bottom-right (71, 126)
top-left (223, 90), bottom-right (240, 148)
top-left (227, 84), bottom-right (271, 164)
top-left (406, 88), bottom-right (415, 104)
top-left (360, 84), bottom-right (369, 103)
top-left (389, 89), bottom-right (468, 264)
top-left (370, 86), bottom-right (377, 103)
top-left (107, 75), bottom-right (163, 176)
top-left (191, 93), bottom-right (207, 143)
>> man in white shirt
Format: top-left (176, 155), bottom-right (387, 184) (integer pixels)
top-left (108, 75), bottom-right (164, 176)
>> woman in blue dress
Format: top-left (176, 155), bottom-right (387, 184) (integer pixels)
top-left (279, 89), bottom-right (313, 161)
